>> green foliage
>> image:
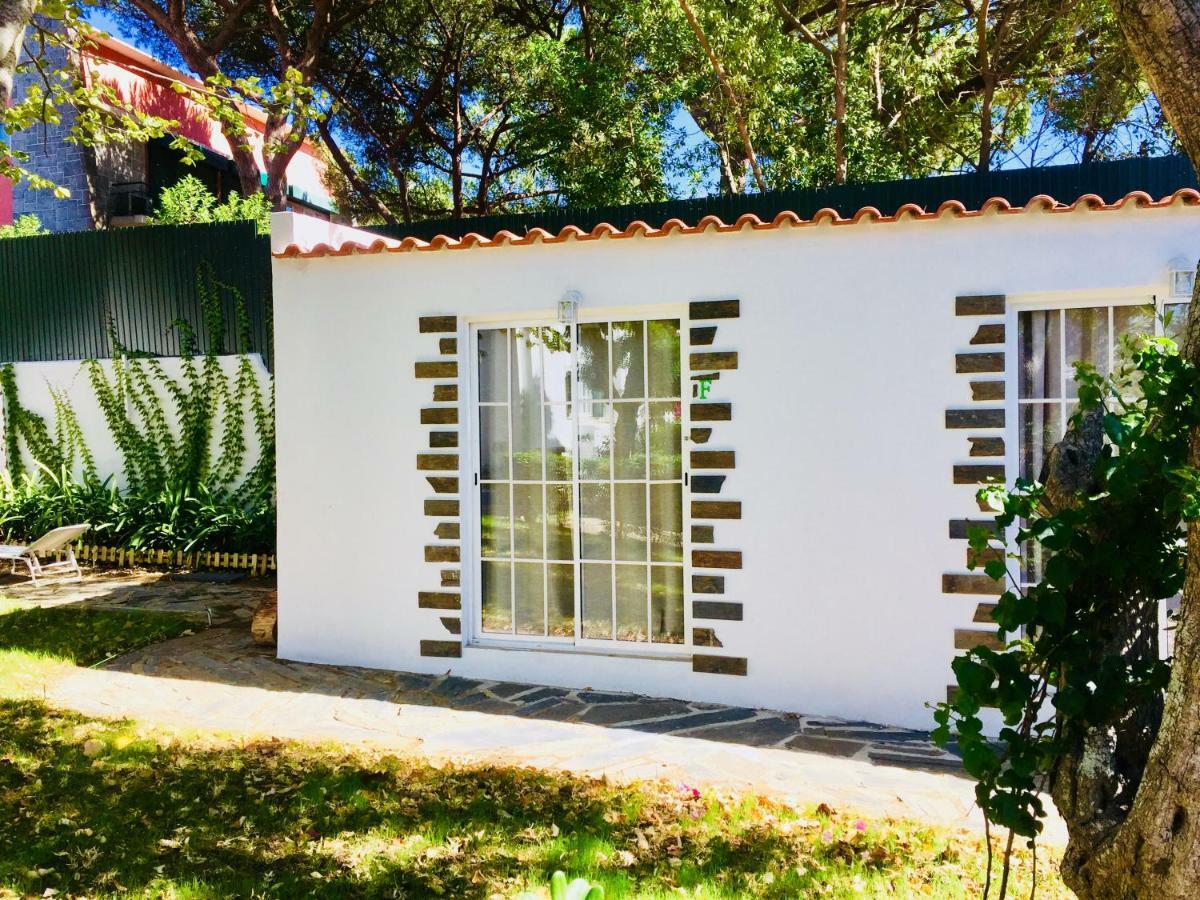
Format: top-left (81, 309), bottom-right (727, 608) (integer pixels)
top-left (0, 265), bottom-right (275, 554)
top-left (934, 316), bottom-right (1200, 844)
top-left (0, 214), bottom-right (47, 238)
top-left (152, 175), bottom-right (272, 234)
top-left (2, 6), bottom-right (203, 198)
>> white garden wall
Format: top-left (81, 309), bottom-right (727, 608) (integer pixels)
top-left (271, 202), bottom-right (1200, 730)
top-left (2, 355), bottom-right (271, 489)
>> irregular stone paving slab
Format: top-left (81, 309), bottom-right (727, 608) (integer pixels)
top-left (677, 715), bottom-right (805, 749)
top-left (787, 734), bottom-right (868, 758)
top-left (29, 633), bottom-right (1073, 839)
top-left (579, 700), bottom-right (694, 726)
top-left (1, 572), bottom-right (973, 774)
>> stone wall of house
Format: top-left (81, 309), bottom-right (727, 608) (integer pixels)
top-left (10, 42), bottom-right (95, 233)
top-left (9, 37), bottom-right (151, 233)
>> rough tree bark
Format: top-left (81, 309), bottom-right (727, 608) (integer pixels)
top-left (0, 0), bottom-right (36, 113)
top-left (1039, 4), bottom-right (1200, 895)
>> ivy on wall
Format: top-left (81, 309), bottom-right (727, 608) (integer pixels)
top-left (0, 265), bottom-right (276, 554)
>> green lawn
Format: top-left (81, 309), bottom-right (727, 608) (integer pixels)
top-left (0, 594), bottom-right (1070, 898)
top-left (0, 596), bottom-right (196, 698)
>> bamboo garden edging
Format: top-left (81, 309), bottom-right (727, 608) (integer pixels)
top-left (71, 545), bottom-right (277, 575)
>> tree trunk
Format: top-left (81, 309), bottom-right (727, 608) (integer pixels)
top-left (0, 0), bottom-right (36, 112)
top-left (1113, 0), bottom-right (1200, 167)
top-left (677, 0), bottom-right (766, 192)
top-left (833, 0), bottom-right (848, 184)
top-left (976, 0), bottom-right (994, 173)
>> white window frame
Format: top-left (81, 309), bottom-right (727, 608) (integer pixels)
top-left (460, 304), bottom-right (693, 659)
top-left (1004, 286), bottom-right (1185, 594)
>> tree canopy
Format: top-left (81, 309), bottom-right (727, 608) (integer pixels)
top-left (79, 0), bottom-right (1176, 220)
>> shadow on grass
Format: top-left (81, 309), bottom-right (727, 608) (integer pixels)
top-left (0, 575), bottom-right (964, 778)
top-left (0, 700), bottom-right (857, 899)
top-left (0, 605), bottom-right (197, 668)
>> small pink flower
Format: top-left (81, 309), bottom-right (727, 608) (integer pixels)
top-left (821, 829), bottom-right (834, 844)
top-left (853, 819), bottom-right (867, 832)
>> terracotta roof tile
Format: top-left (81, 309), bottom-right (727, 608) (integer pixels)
top-left (274, 188), bottom-right (1200, 260)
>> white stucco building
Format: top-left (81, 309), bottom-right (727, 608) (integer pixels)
top-left (269, 161), bottom-right (1200, 731)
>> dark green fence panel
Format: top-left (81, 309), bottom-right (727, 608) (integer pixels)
top-left (0, 222), bottom-right (272, 367)
top-left (365, 155), bottom-right (1199, 243)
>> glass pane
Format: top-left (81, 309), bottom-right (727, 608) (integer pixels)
top-left (651, 566), bottom-right (684, 644)
top-left (547, 564), bottom-right (575, 637)
top-left (649, 483), bottom-right (683, 562)
top-left (480, 483), bottom-right (511, 558)
top-left (611, 321), bottom-right (645, 399)
top-left (545, 483), bottom-right (574, 561)
top-left (511, 403), bottom-right (543, 481)
top-left (481, 560), bottom-right (512, 633)
top-left (1113, 304), bottom-right (1155, 341)
top-left (545, 405), bottom-right (573, 480)
top-left (1166, 303), bottom-right (1190, 340)
top-left (577, 322), bottom-right (609, 401)
top-left (479, 406), bottom-right (509, 481)
top-left (580, 484), bottom-right (612, 560)
top-left (614, 482), bottom-right (647, 561)
top-left (581, 563), bottom-right (613, 639)
top-left (540, 325), bottom-right (573, 403)
top-left (648, 401), bottom-right (682, 480)
top-left (613, 402), bottom-right (646, 480)
top-left (1020, 403), bottom-right (1062, 482)
top-left (512, 484), bottom-right (543, 559)
top-left (477, 329), bottom-right (508, 403)
top-left (1019, 310), bottom-right (1060, 400)
top-left (1065, 307), bottom-right (1110, 397)
top-left (647, 319), bottom-right (681, 398)
top-left (514, 562), bottom-right (544, 635)
top-left (578, 403), bottom-right (612, 479)
top-left (615, 564), bottom-right (648, 642)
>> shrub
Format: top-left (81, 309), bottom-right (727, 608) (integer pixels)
top-left (0, 214), bottom-right (47, 238)
top-left (0, 266), bottom-right (275, 555)
top-left (153, 175), bottom-right (272, 234)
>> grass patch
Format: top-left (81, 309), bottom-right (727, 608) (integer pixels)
top-left (0, 700), bottom-right (1070, 898)
top-left (0, 600), bottom-right (196, 697)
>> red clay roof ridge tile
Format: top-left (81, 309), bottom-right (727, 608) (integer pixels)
top-left (274, 188), bottom-right (1200, 260)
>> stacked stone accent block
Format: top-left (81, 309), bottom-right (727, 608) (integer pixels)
top-left (417, 316), bottom-right (463, 657)
top-left (944, 294), bottom-right (1009, 694)
top-left (687, 299), bottom-right (747, 677)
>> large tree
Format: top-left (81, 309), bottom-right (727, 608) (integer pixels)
top-left (0, 0), bottom-right (36, 113)
top-left (1052, 5), bottom-right (1200, 895)
top-left (319, 0), bottom-right (674, 222)
top-left (105, 0), bottom-right (379, 208)
top-left (931, 2), bottom-right (1199, 896)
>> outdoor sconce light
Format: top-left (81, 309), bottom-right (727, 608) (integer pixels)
top-left (1168, 257), bottom-right (1196, 299)
top-left (559, 290), bottom-right (581, 325)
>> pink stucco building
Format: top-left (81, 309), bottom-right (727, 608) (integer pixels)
top-left (1, 34), bottom-right (333, 231)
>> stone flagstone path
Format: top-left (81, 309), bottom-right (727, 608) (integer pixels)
top-left (2, 572), bottom-right (1066, 841)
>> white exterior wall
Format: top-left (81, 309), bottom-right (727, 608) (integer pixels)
top-left (272, 204), bottom-right (1200, 730)
top-left (3, 355), bottom-right (271, 488)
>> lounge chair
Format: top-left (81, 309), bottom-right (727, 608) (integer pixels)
top-left (0, 524), bottom-right (91, 585)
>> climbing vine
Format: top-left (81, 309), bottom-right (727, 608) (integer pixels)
top-left (0, 265), bottom-right (275, 553)
top-left (933, 315), bottom-right (1200, 894)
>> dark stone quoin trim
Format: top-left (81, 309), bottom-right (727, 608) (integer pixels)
top-left (418, 316), bottom-right (463, 657)
top-left (687, 299), bottom-right (747, 676)
top-left (944, 295), bottom-right (1008, 696)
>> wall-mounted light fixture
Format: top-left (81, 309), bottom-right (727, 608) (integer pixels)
top-left (1168, 257), bottom-right (1196, 299)
top-left (558, 290), bottom-right (581, 325)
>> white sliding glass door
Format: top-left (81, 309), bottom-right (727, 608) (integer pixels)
top-left (472, 317), bottom-right (687, 651)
